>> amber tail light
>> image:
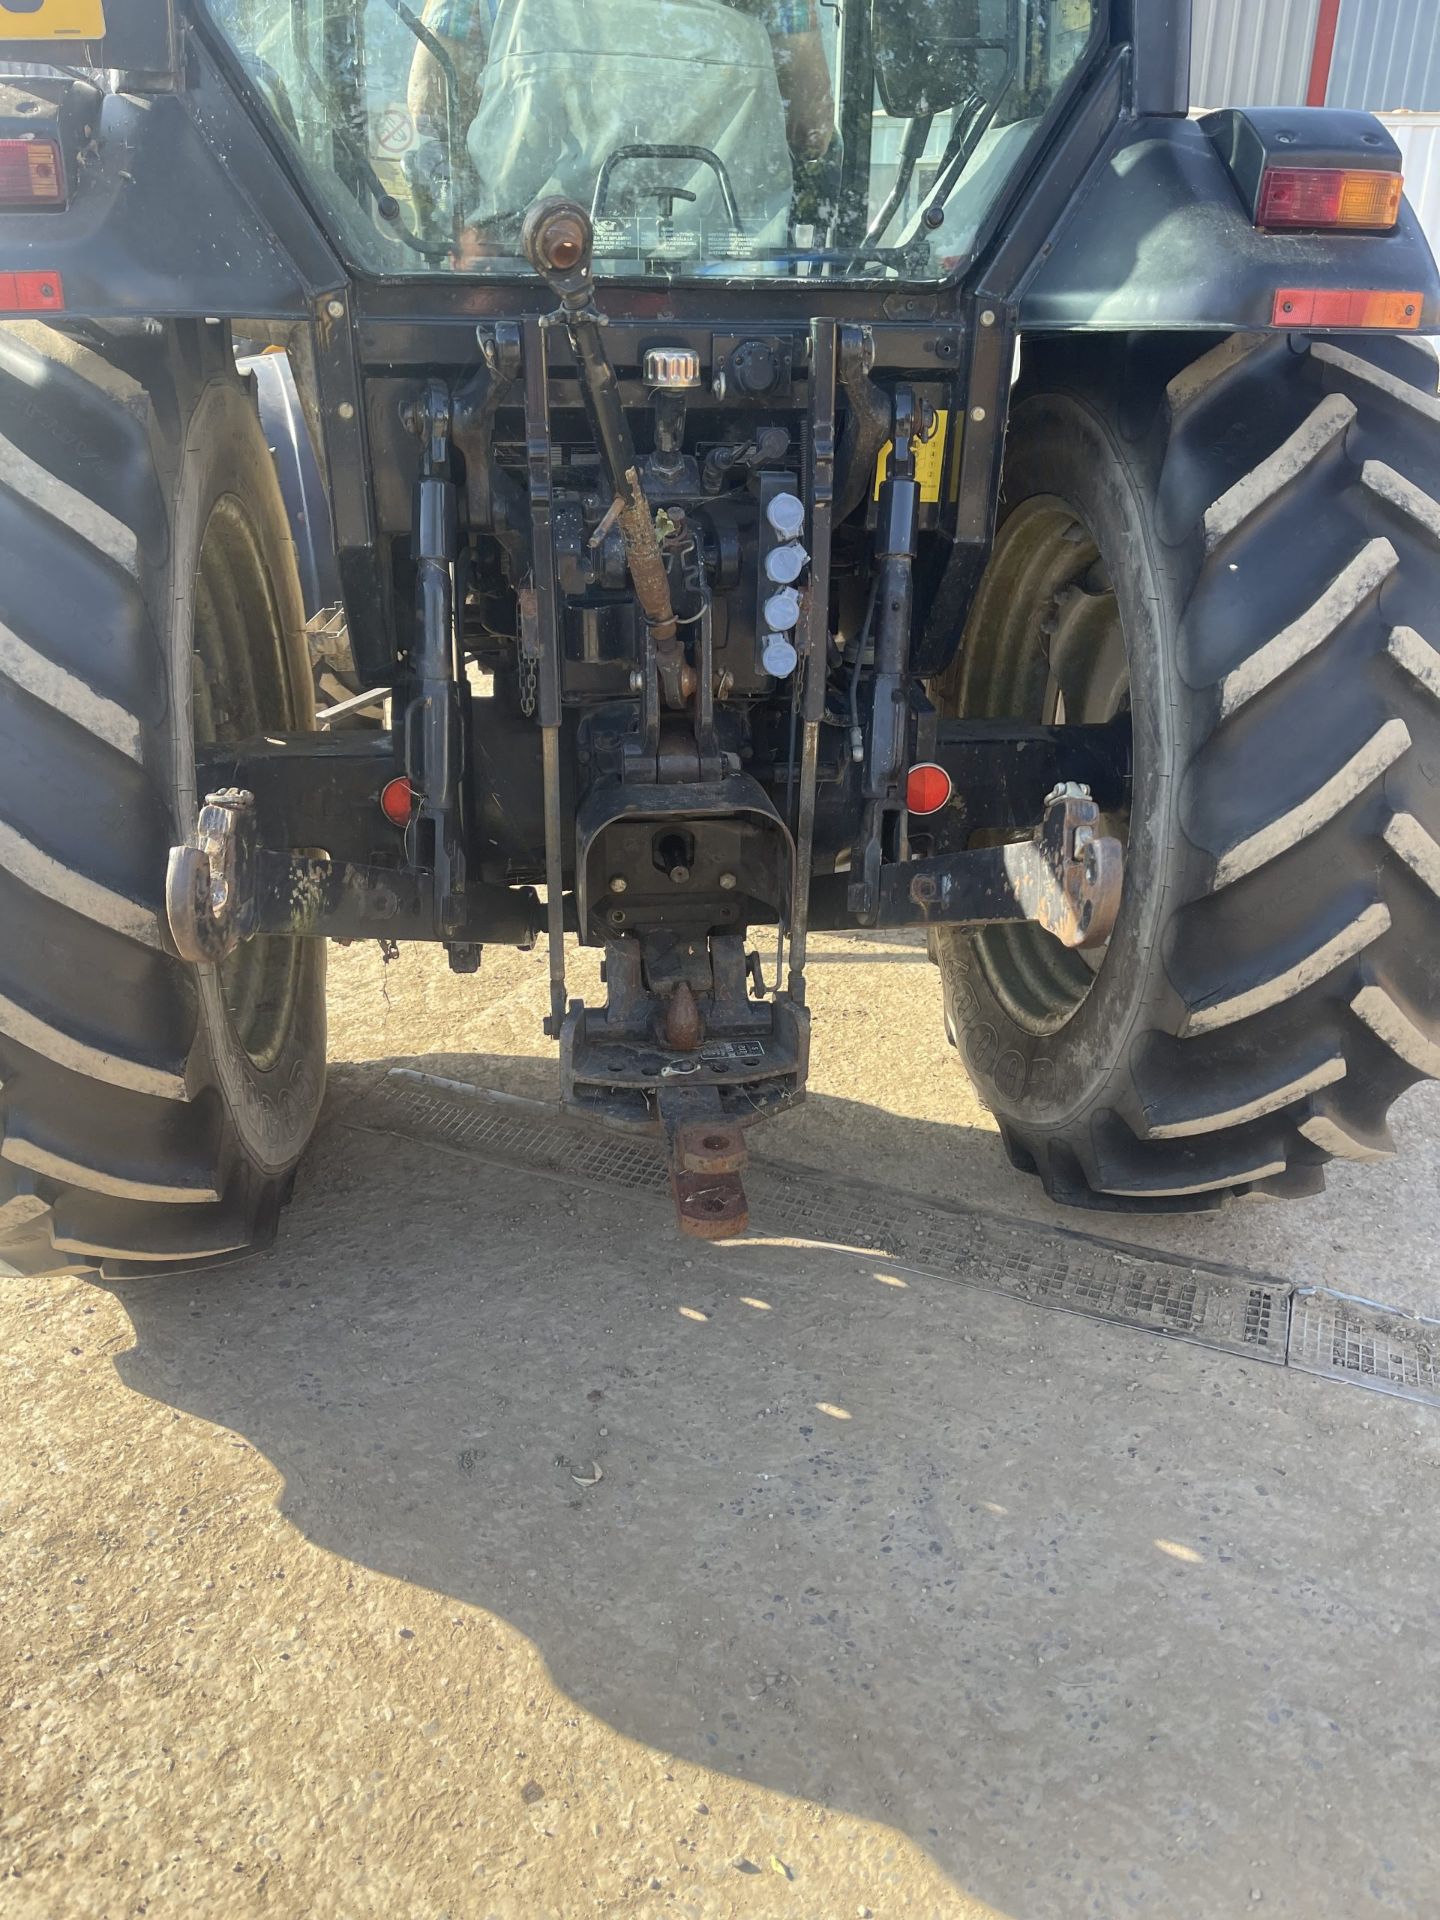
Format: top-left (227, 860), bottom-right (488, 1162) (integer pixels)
top-left (1272, 287), bottom-right (1423, 331)
top-left (0, 136), bottom-right (65, 208)
top-left (1256, 166), bottom-right (1404, 232)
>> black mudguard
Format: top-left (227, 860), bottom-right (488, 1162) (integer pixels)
top-left (1018, 114), bottom-right (1440, 336)
top-left (0, 43), bottom-right (340, 319)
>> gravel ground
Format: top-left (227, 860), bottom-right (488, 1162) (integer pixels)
top-left (5, 935), bottom-right (1440, 1920)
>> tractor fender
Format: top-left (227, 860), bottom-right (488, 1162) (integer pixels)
top-left (1018, 113), bottom-right (1440, 336)
top-left (238, 350), bottom-right (342, 621)
top-left (0, 48), bottom-right (341, 321)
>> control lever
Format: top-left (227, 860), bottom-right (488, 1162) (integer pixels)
top-left (701, 425), bottom-right (791, 495)
top-left (521, 197), bottom-right (692, 708)
top-left (652, 185), bottom-right (697, 222)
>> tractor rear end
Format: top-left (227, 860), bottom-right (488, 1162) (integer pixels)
top-left (1, 0), bottom-right (1438, 1277)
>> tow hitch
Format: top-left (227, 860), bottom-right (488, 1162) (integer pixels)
top-left (165, 769), bottom-right (1120, 1234)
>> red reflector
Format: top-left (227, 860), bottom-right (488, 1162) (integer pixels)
top-left (0, 271), bottom-right (65, 313)
top-left (906, 762), bottom-right (952, 817)
top-left (0, 137), bottom-right (64, 207)
top-left (379, 776), bottom-right (417, 828)
top-left (1257, 166), bottom-right (1403, 231)
top-left (1273, 287), bottom-right (1423, 332)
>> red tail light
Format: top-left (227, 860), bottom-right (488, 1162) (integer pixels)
top-left (0, 137), bottom-right (65, 208)
top-left (1256, 166), bottom-right (1403, 231)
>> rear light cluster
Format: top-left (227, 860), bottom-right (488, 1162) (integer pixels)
top-left (0, 136), bottom-right (65, 208)
top-left (1256, 165), bottom-right (1404, 231)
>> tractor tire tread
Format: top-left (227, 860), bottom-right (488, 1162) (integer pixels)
top-left (0, 320), bottom-right (309, 1280)
top-left (951, 332), bottom-right (1440, 1211)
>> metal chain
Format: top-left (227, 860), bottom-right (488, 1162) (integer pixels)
top-left (517, 582), bottom-right (542, 719)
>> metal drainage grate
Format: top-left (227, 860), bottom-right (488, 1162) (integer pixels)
top-left (358, 1072), bottom-right (1295, 1368)
top-left (736, 1160), bottom-right (1288, 1363)
top-left (1288, 1289), bottom-right (1440, 1405)
top-left (356, 1073), bottom-right (1440, 1404)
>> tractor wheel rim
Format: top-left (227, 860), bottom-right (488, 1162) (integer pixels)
top-left (191, 493), bottom-right (306, 1073)
top-left (960, 495), bottom-right (1132, 1036)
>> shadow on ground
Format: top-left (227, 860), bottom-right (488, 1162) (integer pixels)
top-left (105, 1057), bottom-right (1440, 1917)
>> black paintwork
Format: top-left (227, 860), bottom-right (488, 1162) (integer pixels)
top-left (0, 56), bottom-right (341, 318)
top-left (1120, 0), bottom-right (1192, 116)
top-left (1019, 114), bottom-right (1440, 333)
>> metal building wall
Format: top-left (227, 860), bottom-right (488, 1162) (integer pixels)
top-left (1189, 0), bottom-right (1319, 108)
top-left (1189, 0), bottom-right (1440, 266)
top-left (1382, 115), bottom-right (1440, 239)
top-left (1327, 0), bottom-right (1440, 112)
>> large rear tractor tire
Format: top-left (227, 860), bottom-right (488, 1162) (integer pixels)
top-left (933, 330), bottom-right (1440, 1211)
top-left (0, 321), bottom-right (326, 1278)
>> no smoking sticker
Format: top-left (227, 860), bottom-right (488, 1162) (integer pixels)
top-left (0, 0), bottom-right (105, 37)
top-left (371, 106), bottom-right (416, 156)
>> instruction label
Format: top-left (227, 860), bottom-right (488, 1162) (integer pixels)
top-left (0, 0), bottom-right (104, 35)
top-left (873, 411), bottom-right (950, 504)
top-left (700, 1040), bottom-right (766, 1064)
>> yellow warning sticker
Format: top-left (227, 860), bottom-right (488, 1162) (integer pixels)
top-left (874, 411), bottom-right (950, 504)
top-left (0, 0), bottom-right (104, 40)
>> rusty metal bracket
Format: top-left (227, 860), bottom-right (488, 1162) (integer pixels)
top-left (1013, 784), bottom-right (1125, 949)
top-left (166, 788), bottom-right (542, 961)
top-left (165, 788), bottom-right (258, 964)
top-left (659, 1086), bottom-right (750, 1240)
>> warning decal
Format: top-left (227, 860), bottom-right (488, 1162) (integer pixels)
top-left (873, 412), bottom-right (950, 505)
top-left (0, 0), bottom-right (105, 39)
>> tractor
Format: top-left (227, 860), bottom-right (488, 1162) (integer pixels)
top-left (1, 0), bottom-right (1438, 1273)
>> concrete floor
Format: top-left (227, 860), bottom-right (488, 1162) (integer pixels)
top-left (4, 936), bottom-right (1440, 1919)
